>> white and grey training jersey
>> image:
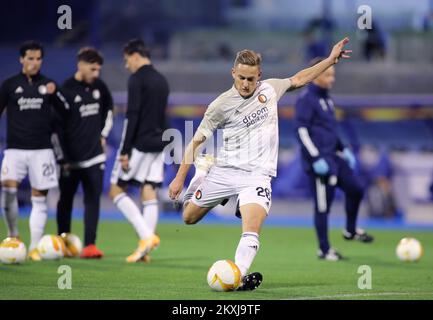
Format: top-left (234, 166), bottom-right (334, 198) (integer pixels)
top-left (195, 78), bottom-right (292, 177)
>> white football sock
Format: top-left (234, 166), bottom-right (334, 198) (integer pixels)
top-left (29, 196), bottom-right (48, 251)
top-left (142, 199), bottom-right (159, 233)
top-left (235, 232), bottom-right (260, 278)
top-left (113, 193), bottom-right (153, 240)
top-left (1, 187), bottom-right (19, 237)
top-left (183, 167), bottom-right (207, 203)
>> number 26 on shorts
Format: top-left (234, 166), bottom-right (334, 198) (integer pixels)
top-left (256, 187), bottom-right (271, 201)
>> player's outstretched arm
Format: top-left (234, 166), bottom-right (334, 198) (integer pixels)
top-left (168, 134), bottom-right (206, 200)
top-left (289, 37), bottom-right (352, 90)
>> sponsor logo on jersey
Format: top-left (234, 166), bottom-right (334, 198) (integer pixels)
top-left (14, 86), bottom-right (23, 94)
top-left (242, 106), bottom-right (269, 128)
top-left (74, 95), bottom-right (82, 103)
top-left (92, 89), bottom-right (100, 100)
top-left (79, 103), bottom-right (100, 117)
top-left (258, 94), bottom-right (267, 103)
top-left (18, 97), bottom-right (43, 110)
top-left (195, 189), bottom-right (202, 200)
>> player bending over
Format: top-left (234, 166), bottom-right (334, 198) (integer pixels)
top-left (169, 38), bottom-right (352, 290)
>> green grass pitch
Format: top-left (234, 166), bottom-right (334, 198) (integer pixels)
top-left (1, 219), bottom-right (432, 300)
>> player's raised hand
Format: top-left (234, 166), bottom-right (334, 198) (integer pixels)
top-left (329, 37), bottom-right (352, 64)
top-left (168, 177), bottom-right (184, 200)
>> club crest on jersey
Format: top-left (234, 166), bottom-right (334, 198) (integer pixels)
top-left (92, 89), bottom-right (100, 100)
top-left (195, 189), bottom-right (202, 200)
top-left (258, 94), bottom-right (267, 103)
top-left (38, 85), bottom-right (47, 95)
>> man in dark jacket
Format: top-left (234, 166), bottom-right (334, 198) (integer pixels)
top-left (109, 39), bottom-right (169, 263)
top-left (54, 47), bottom-right (113, 258)
top-left (294, 57), bottom-right (374, 261)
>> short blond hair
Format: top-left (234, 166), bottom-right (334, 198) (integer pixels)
top-left (234, 49), bottom-right (262, 68)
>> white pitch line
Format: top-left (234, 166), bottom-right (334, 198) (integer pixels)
top-left (283, 292), bottom-right (433, 300)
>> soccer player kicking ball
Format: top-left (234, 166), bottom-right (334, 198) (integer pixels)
top-left (109, 39), bottom-right (169, 263)
top-left (169, 38), bottom-right (352, 291)
top-left (294, 57), bottom-right (373, 261)
top-left (0, 41), bottom-right (68, 260)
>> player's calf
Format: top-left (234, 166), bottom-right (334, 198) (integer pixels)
top-left (182, 202), bottom-right (211, 224)
top-left (1, 185), bottom-right (19, 237)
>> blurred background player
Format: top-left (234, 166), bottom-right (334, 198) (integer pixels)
top-left (168, 38), bottom-right (352, 290)
top-left (54, 47), bottom-right (113, 259)
top-left (294, 57), bottom-right (374, 261)
top-left (0, 41), bottom-right (67, 260)
top-left (109, 39), bottom-right (169, 263)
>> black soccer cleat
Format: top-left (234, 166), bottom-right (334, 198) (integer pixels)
top-left (317, 248), bottom-right (345, 261)
top-left (343, 228), bottom-right (374, 243)
top-left (237, 272), bottom-right (263, 291)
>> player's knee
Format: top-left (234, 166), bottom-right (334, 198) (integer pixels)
top-left (108, 189), bottom-right (116, 201)
top-left (182, 208), bottom-right (200, 225)
top-left (31, 189), bottom-right (48, 197)
top-left (141, 184), bottom-right (158, 202)
top-left (2, 180), bottom-right (19, 188)
top-left (183, 213), bottom-right (198, 225)
top-left (109, 185), bottom-right (123, 201)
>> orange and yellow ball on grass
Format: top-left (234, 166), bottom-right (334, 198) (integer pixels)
top-left (60, 233), bottom-right (83, 257)
top-left (0, 237), bottom-right (27, 264)
top-left (207, 259), bottom-right (242, 292)
top-left (37, 235), bottom-right (67, 260)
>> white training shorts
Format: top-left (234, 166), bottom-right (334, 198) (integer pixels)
top-left (0, 148), bottom-right (58, 190)
top-left (110, 148), bottom-right (164, 186)
top-left (191, 166), bottom-right (273, 214)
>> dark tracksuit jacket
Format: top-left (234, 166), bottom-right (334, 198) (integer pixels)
top-left (54, 76), bottom-right (113, 246)
top-left (294, 83), bottom-right (363, 252)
